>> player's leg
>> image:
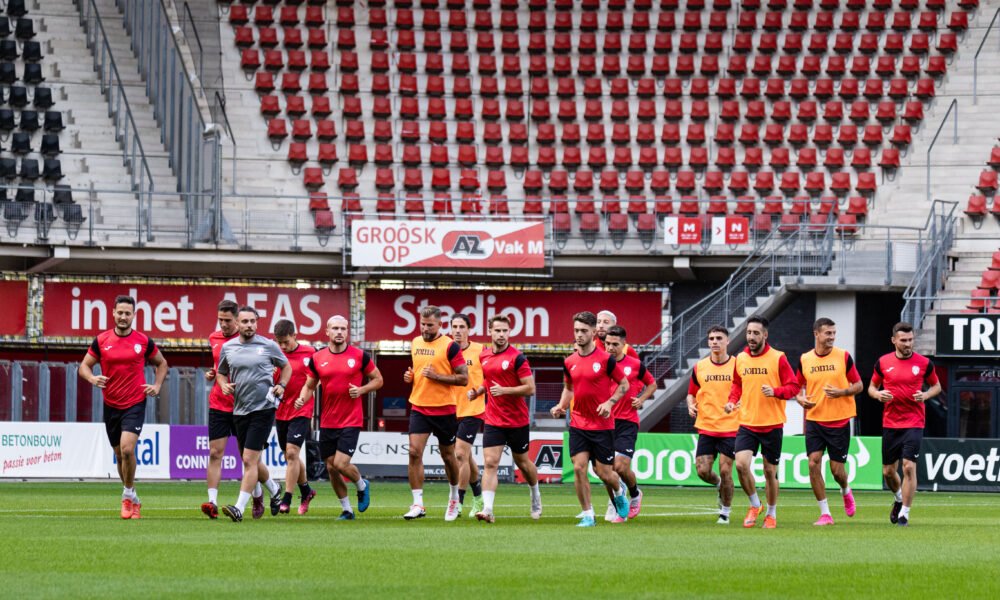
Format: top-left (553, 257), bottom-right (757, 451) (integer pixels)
top-left (477, 444), bottom-right (504, 522)
top-left (454, 422), bottom-right (477, 513)
top-left (282, 443), bottom-right (301, 511)
top-left (203, 430), bottom-right (228, 518)
top-left (613, 420), bottom-right (641, 519)
top-left (404, 431), bottom-right (430, 519)
top-left (718, 453), bottom-right (735, 524)
top-left (571, 451), bottom-right (594, 514)
top-left (897, 428), bottom-right (921, 526)
top-left (592, 430), bottom-right (627, 521)
top-left (882, 429), bottom-right (905, 524)
top-left (117, 403), bottom-right (145, 518)
top-left (827, 424), bottom-right (855, 518)
top-left (807, 450), bottom-right (833, 525)
top-left (734, 427), bottom-right (764, 527)
top-left (330, 452), bottom-right (363, 519)
top-left (509, 426), bottom-right (541, 520)
top-left (439, 440), bottom-right (463, 521)
top-left (760, 428), bottom-right (782, 528)
top-left (695, 454), bottom-right (722, 487)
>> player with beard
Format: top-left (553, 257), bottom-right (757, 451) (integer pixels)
top-left (450, 313), bottom-right (485, 517)
top-left (594, 310), bottom-right (639, 359)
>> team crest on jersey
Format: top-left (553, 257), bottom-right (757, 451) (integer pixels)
top-left (912, 365), bottom-right (920, 376)
top-left (133, 343), bottom-right (142, 354)
top-left (624, 366), bottom-right (632, 376)
top-left (348, 358), bottom-right (356, 368)
top-left (257, 347), bottom-right (265, 355)
top-left (502, 360), bottom-right (510, 370)
top-left (592, 362), bottom-right (600, 373)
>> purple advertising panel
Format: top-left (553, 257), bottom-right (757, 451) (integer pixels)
top-left (169, 425), bottom-right (242, 480)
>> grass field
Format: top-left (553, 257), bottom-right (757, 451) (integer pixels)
top-left (0, 481), bottom-right (997, 598)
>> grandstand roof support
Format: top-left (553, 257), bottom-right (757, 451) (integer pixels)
top-left (26, 247), bottom-right (70, 274)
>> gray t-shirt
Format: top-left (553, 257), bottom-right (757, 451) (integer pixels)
top-left (217, 335), bottom-right (288, 416)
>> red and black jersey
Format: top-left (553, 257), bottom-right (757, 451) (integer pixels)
top-left (276, 343), bottom-right (317, 421)
top-left (871, 352), bottom-right (939, 429)
top-left (480, 344), bottom-right (533, 428)
top-left (564, 347), bottom-right (625, 431)
top-left (611, 354), bottom-right (656, 424)
top-left (87, 329), bottom-right (158, 410)
top-left (208, 329), bottom-right (238, 412)
top-left (596, 336), bottom-right (639, 359)
top-left (307, 345), bottom-right (375, 428)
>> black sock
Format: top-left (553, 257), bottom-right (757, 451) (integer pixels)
top-left (470, 480), bottom-right (482, 497)
top-left (628, 485), bottom-right (640, 499)
top-left (458, 489), bottom-right (466, 504)
top-left (298, 482), bottom-right (311, 496)
top-left (282, 491), bottom-right (293, 505)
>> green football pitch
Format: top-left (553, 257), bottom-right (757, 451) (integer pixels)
top-left (0, 481), bottom-right (996, 598)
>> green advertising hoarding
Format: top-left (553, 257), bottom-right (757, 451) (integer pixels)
top-left (562, 433), bottom-right (883, 490)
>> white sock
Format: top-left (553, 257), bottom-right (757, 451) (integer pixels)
top-left (617, 484), bottom-right (626, 497)
top-left (893, 489), bottom-right (903, 503)
top-left (583, 508), bottom-right (595, 518)
top-left (236, 491), bottom-right (252, 512)
top-left (412, 488), bottom-right (423, 506)
top-left (818, 499), bottom-right (831, 515)
top-left (265, 478), bottom-right (280, 497)
top-left (841, 486), bottom-right (852, 497)
top-left (356, 478), bottom-right (367, 492)
top-left (766, 504), bottom-right (777, 518)
top-left (207, 488), bottom-right (218, 505)
top-left (483, 490), bottom-right (495, 512)
top-left (252, 482), bottom-right (262, 498)
top-left (900, 505), bottom-right (910, 519)
top-left (340, 496), bottom-right (352, 512)
top-left (748, 492), bottom-right (761, 508)
top-left (721, 505), bottom-right (732, 517)
top-left (122, 486), bottom-right (135, 499)
top-left (449, 484), bottom-right (460, 501)
top-left (714, 480), bottom-right (722, 490)
top-left (529, 483), bottom-right (540, 499)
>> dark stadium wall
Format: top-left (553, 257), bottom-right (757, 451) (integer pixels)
top-left (854, 292), bottom-right (906, 437)
top-left (762, 292), bottom-right (817, 373)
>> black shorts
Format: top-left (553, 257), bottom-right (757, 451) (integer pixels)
top-left (456, 416), bottom-right (484, 445)
top-left (735, 426), bottom-right (783, 466)
top-left (569, 427), bottom-right (615, 465)
top-left (409, 410), bottom-right (457, 446)
top-left (483, 424), bottom-right (530, 454)
top-left (103, 400), bottom-right (146, 448)
top-left (319, 427), bottom-right (361, 460)
top-left (234, 408), bottom-right (276, 453)
top-left (277, 416), bottom-right (311, 449)
top-left (696, 433), bottom-right (736, 460)
top-left (208, 408), bottom-right (236, 441)
top-left (613, 419), bottom-right (639, 459)
top-left (882, 427), bottom-right (923, 465)
top-left (806, 421), bottom-right (851, 463)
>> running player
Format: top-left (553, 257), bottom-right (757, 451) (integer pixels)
top-left (868, 322), bottom-right (941, 527)
top-left (594, 309), bottom-right (639, 359)
top-left (797, 317), bottom-right (863, 526)
top-left (450, 313), bottom-right (485, 517)
top-left (402, 305), bottom-right (468, 521)
top-left (79, 295), bottom-right (168, 519)
top-left (686, 325), bottom-right (739, 524)
top-left (551, 311), bottom-right (631, 527)
top-left (273, 319), bottom-right (318, 515)
top-left (297, 316), bottom-right (383, 520)
top-left (602, 326), bottom-right (656, 522)
top-left (724, 316), bottom-right (800, 529)
top-left (467, 314), bottom-right (542, 523)
top-left (216, 306), bottom-right (291, 523)
top-left (201, 299), bottom-right (240, 519)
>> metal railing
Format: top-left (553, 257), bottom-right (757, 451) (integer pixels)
top-left (75, 0), bottom-right (155, 244)
top-left (117, 0), bottom-right (221, 204)
top-left (641, 219), bottom-right (837, 381)
top-left (179, 1), bottom-right (203, 89)
top-left (926, 98), bottom-right (959, 204)
top-left (901, 200), bottom-right (960, 327)
top-left (974, 6), bottom-right (1000, 104)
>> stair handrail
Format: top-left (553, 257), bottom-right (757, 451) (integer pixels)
top-left (76, 0), bottom-right (155, 244)
top-left (973, 6), bottom-right (1000, 104)
top-left (926, 98), bottom-right (958, 203)
top-left (901, 200), bottom-right (960, 327)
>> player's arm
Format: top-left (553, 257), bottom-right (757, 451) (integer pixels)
top-left (351, 365), bottom-right (385, 398)
top-left (79, 339), bottom-right (107, 388)
top-left (635, 377), bottom-right (657, 410)
top-left (795, 369), bottom-right (816, 408)
top-left (867, 361), bottom-right (892, 402)
top-left (424, 343), bottom-right (469, 386)
top-left (914, 362), bottom-right (942, 403)
top-left (551, 368), bottom-right (572, 418)
top-left (272, 362), bottom-right (293, 397)
top-left (686, 367), bottom-right (699, 416)
top-left (597, 358), bottom-right (629, 418)
top-left (724, 366), bottom-right (742, 413)
top-left (763, 355), bottom-right (800, 400)
top-left (215, 352), bottom-right (235, 395)
top-left (144, 347), bottom-right (168, 397)
top-left (490, 374), bottom-right (535, 399)
top-left (296, 375), bottom-right (319, 409)
top-left (823, 352), bottom-right (863, 398)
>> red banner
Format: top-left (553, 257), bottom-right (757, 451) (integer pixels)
top-left (712, 216), bottom-right (750, 245)
top-left (0, 280), bottom-right (28, 337)
top-left (351, 220), bottom-right (546, 269)
top-left (363, 289), bottom-right (662, 344)
top-left (41, 282), bottom-right (350, 342)
top-left (663, 217), bottom-right (703, 245)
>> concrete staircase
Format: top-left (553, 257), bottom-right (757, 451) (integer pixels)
top-left (12, 0), bottom-right (185, 247)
